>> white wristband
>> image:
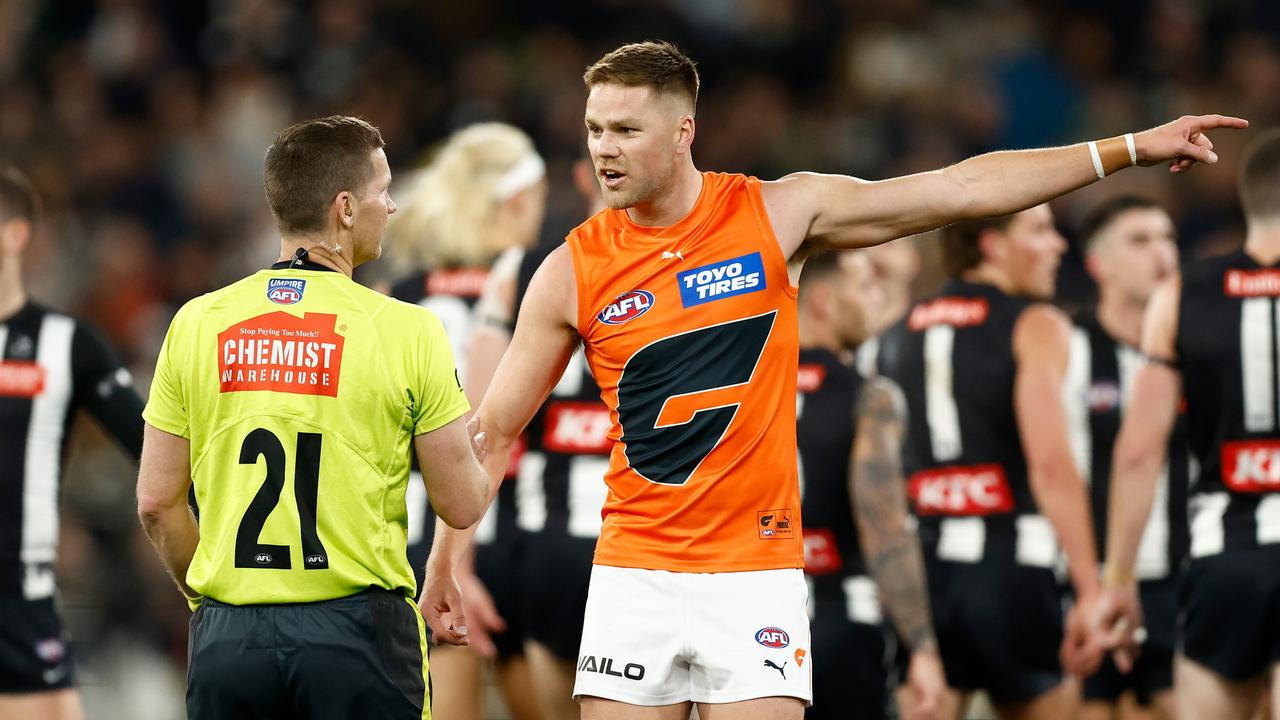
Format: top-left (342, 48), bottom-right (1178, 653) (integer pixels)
top-left (1124, 132), bottom-right (1137, 166)
top-left (1088, 141), bottom-right (1105, 180)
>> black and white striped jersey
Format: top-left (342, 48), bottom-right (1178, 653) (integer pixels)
top-left (391, 265), bottom-right (516, 581)
top-left (877, 280), bottom-right (1057, 567)
top-left (1176, 250), bottom-right (1280, 557)
top-left (1065, 313), bottom-right (1191, 580)
top-left (0, 302), bottom-right (143, 599)
top-left (797, 346), bottom-right (881, 625)
top-left (511, 242), bottom-right (609, 539)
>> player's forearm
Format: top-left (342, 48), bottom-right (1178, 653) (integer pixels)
top-left (1103, 434), bottom-right (1164, 581)
top-left (1027, 465), bottom-right (1100, 598)
top-left (943, 142), bottom-right (1120, 222)
top-left (851, 378), bottom-right (938, 651)
top-left (138, 504), bottom-right (200, 601)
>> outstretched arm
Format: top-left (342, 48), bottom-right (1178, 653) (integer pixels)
top-left (1095, 277), bottom-right (1183, 671)
top-left (763, 115), bottom-right (1247, 256)
top-left (422, 244), bottom-right (580, 646)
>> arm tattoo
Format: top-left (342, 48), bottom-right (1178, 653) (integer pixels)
top-left (851, 376), bottom-right (937, 652)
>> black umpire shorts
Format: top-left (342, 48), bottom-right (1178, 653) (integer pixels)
top-left (1083, 576), bottom-right (1176, 705)
top-left (0, 595), bottom-right (74, 693)
top-left (520, 529), bottom-right (595, 663)
top-left (1179, 546), bottom-right (1280, 683)
top-left (927, 559), bottom-right (1064, 704)
top-left (187, 588), bottom-right (428, 720)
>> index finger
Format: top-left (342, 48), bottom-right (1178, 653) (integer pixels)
top-left (1193, 114), bottom-right (1249, 130)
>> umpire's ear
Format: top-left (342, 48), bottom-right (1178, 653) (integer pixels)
top-left (334, 191), bottom-right (355, 230)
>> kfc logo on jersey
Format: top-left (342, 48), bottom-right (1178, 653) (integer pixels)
top-left (908, 297), bottom-right (990, 331)
top-left (598, 290), bottom-right (655, 325)
top-left (796, 364), bottom-right (826, 394)
top-left (427, 268), bottom-right (489, 298)
top-left (677, 252), bottom-right (766, 307)
top-left (908, 464), bottom-right (1015, 516)
top-left (802, 527), bottom-right (842, 575)
top-left (1224, 269), bottom-right (1280, 297)
top-left (0, 361), bottom-right (45, 398)
top-left (1221, 440), bottom-right (1280, 492)
top-left (266, 278), bottom-right (306, 305)
top-left (755, 627), bottom-right (790, 649)
top-left (218, 312), bottom-right (345, 397)
top-left (544, 401), bottom-right (613, 453)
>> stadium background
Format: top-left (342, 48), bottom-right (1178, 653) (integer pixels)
top-left (5, 0), bottom-right (1278, 717)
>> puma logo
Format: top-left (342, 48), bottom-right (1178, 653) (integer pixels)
top-left (764, 659), bottom-right (787, 680)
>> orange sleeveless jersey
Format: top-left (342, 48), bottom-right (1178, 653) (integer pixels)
top-left (567, 172), bottom-right (803, 572)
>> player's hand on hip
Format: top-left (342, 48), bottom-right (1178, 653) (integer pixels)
top-left (467, 416), bottom-right (488, 464)
top-left (903, 644), bottom-right (947, 720)
top-left (1134, 114), bottom-right (1248, 173)
top-left (1092, 581), bottom-right (1144, 674)
top-left (455, 568), bottom-right (507, 658)
top-left (1060, 595), bottom-right (1106, 677)
top-left (421, 569), bottom-right (471, 648)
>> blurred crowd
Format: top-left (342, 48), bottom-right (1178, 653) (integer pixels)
top-left (4, 0), bottom-right (1279, 716)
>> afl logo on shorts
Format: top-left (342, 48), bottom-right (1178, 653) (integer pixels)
top-left (755, 627), bottom-right (790, 649)
top-left (267, 278), bottom-right (306, 305)
top-left (598, 290), bottom-right (654, 325)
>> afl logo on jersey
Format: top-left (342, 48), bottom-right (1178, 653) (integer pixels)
top-left (755, 627), bottom-right (790, 649)
top-left (267, 278), bottom-right (306, 305)
top-left (598, 290), bottom-right (654, 325)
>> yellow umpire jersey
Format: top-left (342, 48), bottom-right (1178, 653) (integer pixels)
top-left (143, 263), bottom-right (469, 606)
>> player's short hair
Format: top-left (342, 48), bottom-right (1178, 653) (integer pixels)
top-left (798, 249), bottom-right (842, 302)
top-left (1078, 195), bottom-right (1162, 252)
top-left (264, 115), bottom-right (385, 235)
top-left (584, 41), bottom-right (699, 111)
top-left (0, 166), bottom-right (40, 226)
top-left (942, 215), bottom-right (1015, 277)
top-left (1240, 129), bottom-right (1280, 221)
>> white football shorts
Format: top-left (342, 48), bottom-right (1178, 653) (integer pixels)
top-left (572, 565), bottom-right (812, 706)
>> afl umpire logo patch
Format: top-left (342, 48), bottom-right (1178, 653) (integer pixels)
top-left (267, 278), bottom-right (306, 305)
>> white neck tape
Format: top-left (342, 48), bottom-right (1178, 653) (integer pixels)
top-left (493, 154), bottom-right (546, 201)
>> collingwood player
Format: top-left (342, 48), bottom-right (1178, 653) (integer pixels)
top-left (1068, 197), bottom-right (1186, 720)
top-left (797, 250), bottom-right (942, 719)
top-left (386, 122), bottom-right (548, 720)
top-left (1097, 132), bottom-right (1280, 719)
top-left (877, 205), bottom-right (1105, 719)
top-left (136, 116), bottom-right (490, 719)
top-left (0, 166), bottom-right (144, 720)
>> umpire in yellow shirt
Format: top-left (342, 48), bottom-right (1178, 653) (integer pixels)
top-left (136, 116), bottom-right (490, 719)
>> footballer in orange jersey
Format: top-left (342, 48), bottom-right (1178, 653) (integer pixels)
top-left (423, 40), bottom-right (1245, 720)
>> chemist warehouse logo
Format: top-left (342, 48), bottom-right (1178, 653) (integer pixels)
top-left (218, 312), bottom-right (345, 397)
top-left (677, 252), bottom-right (766, 308)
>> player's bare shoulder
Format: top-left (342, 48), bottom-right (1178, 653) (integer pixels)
top-left (520, 241), bottom-right (579, 332)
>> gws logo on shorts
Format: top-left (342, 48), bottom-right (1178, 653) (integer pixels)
top-left (677, 252), bottom-right (765, 307)
top-left (267, 278), bottom-right (306, 305)
top-left (755, 627), bottom-right (790, 649)
top-left (598, 290), bottom-right (655, 325)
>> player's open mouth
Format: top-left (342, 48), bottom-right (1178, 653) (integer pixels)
top-left (601, 169), bottom-right (626, 189)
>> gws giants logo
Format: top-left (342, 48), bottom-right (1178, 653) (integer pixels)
top-left (755, 627), bottom-right (790, 649)
top-left (267, 278), bottom-right (306, 305)
top-left (598, 290), bottom-right (654, 325)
